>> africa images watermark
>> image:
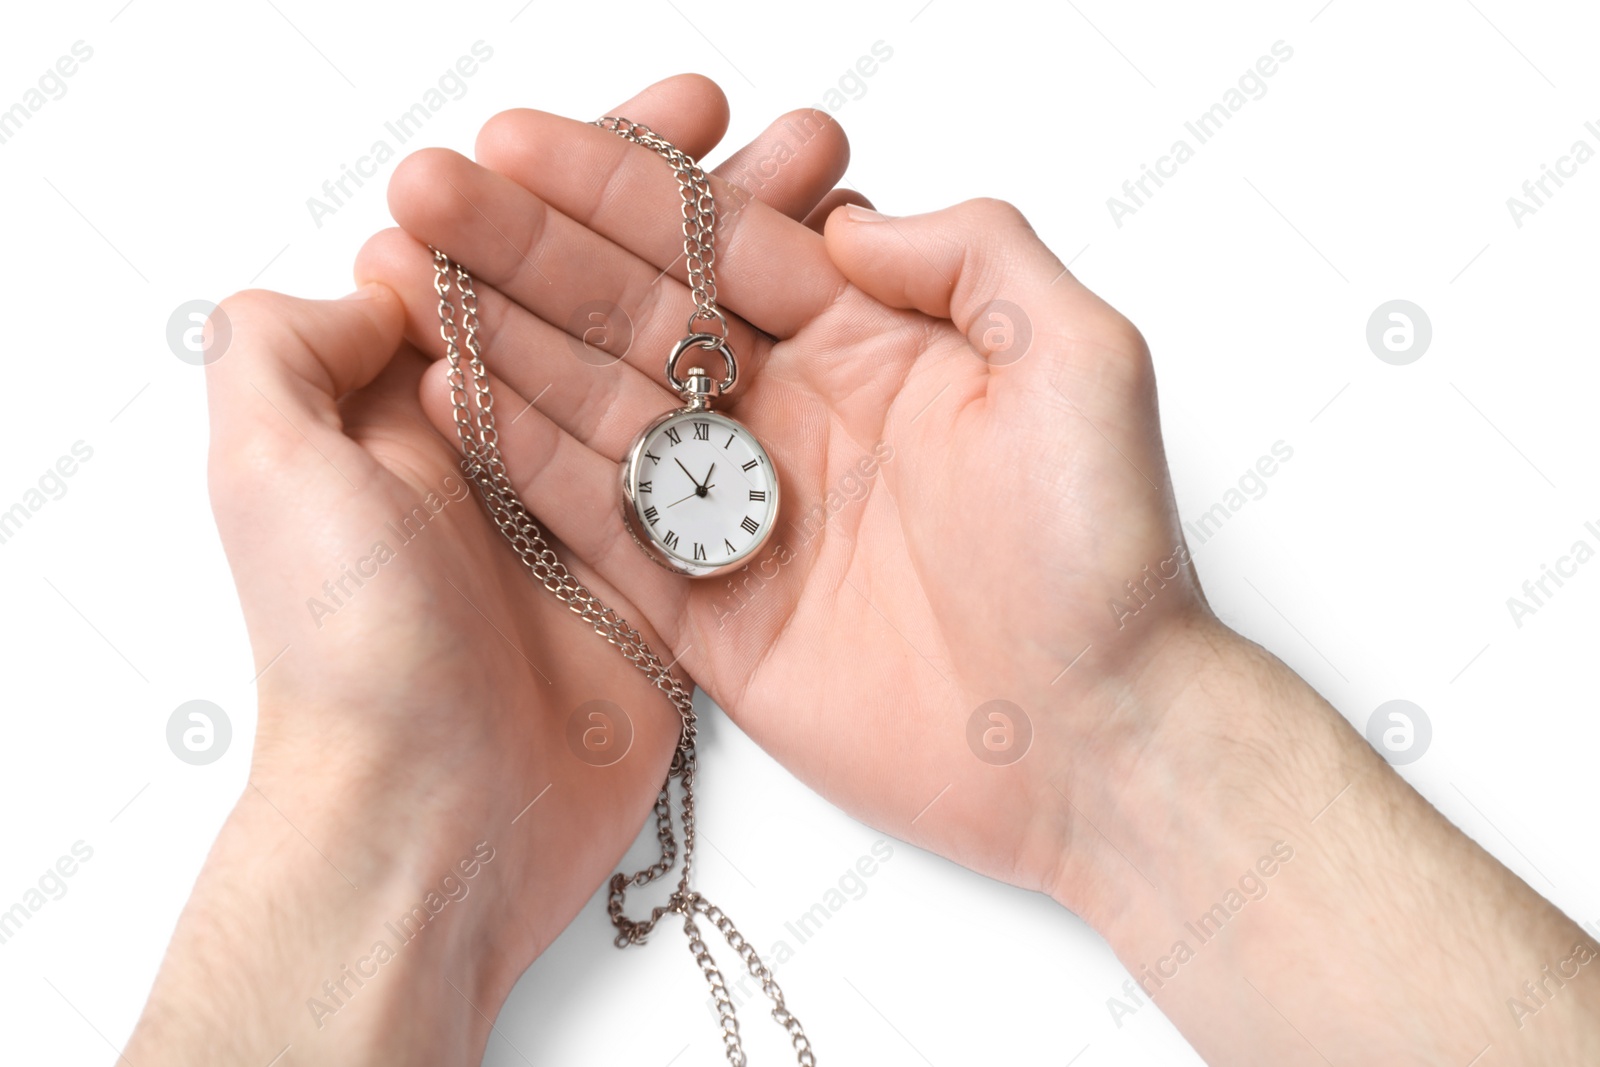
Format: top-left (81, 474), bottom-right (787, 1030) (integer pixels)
top-left (1182, 440), bottom-right (1295, 549)
top-left (0, 40), bottom-right (94, 148)
top-left (304, 473), bottom-right (470, 628)
top-left (1108, 440), bottom-right (1296, 628)
top-left (1107, 543), bottom-right (1190, 631)
top-left (1506, 924), bottom-right (1600, 1031)
top-left (305, 40), bottom-right (495, 229)
top-left (1505, 120), bottom-right (1600, 229)
top-left (0, 840), bottom-right (94, 948)
top-left (306, 840), bottom-right (495, 1029)
top-left (0, 440), bottom-right (94, 547)
top-left (1107, 40), bottom-right (1295, 228)
top-left (1105, 840), bottom-right (1295, 1028)
top-left (706, 839), bottom-right (897, 1020)
top-left (721, 40), bottom-right (894, 216)
top-left (1504, 518), bottom-right (1600, 630)
top-left (812, 40), bottom-right (894, 116)
top-left (722, 107), bottom-right (835, 216)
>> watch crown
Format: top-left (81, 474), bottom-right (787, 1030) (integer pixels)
top-left (681, 367), bottom-right (715, 410)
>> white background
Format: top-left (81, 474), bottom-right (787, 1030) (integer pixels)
top-left (2, 1), bottom-right (1598, 1064)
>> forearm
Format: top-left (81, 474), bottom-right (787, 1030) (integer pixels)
top-left (1059, 624), bottom-right (1600, 1065)
top-left (126, 778), bottom-right (504, 1067)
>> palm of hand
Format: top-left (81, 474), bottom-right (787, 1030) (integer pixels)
top-left (672, 255), bottom-right (1191, 892)
top-left (361, 93), bottom-right (1204, 898)
top-left (210, 312), bottom-right (679, 981)
top-left (215, 77), bottom-right (881, 991)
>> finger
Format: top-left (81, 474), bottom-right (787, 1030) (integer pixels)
top-left (802, 188), bottom-right (873, 234)
top-left (337, 341), bottom-right (438, 448)
top-left (206, 284), bottom-right (406, 461)
top-left (589, 72), bottom-right (731, 164)
top-left (383, 106), bottom-right (857, 390)
top-left (383, 146), bottom-right (768, 384)
top-left (473, 107), bottom-right (846, 340)
top-left (355, 227), bottom-right (678, 461)
top-left (415, 358), bottom-right (689, 639)
top-left (712, 108), bottom-right (851, 223)
top-left (822, 199), bottom-right (1130, 362)
top-left (380, 98), bottom-right (852, 411)
top-left (377, 73), bottom-right (740, 374)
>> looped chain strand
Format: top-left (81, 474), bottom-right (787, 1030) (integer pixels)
top-left (594, 116), bottom-right (728, 342)
top-left (432, 137), bottom-right (812, 1063)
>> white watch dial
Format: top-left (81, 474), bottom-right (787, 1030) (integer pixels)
top-left (629, 411), bottom-right (778, 572)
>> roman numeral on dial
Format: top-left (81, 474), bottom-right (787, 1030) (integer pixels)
top-left (740, 516), bottom-right (759, 535)
top-left (664, 427), bottom-right (681, 446)
top-left (693, 542), bottom-right (707, 561)
top-left (749, 490), bottom-right (766, 502)
top-left (741, 459), bottom-right (758, 472)
top-left (639, 481), bottom-right (652, 494)
top-left (663, 530), bottom-right (680, 550)
top-left (643, 506), bottom-right (659, 527)
top-left (693, 421), bottom-right (710, 441)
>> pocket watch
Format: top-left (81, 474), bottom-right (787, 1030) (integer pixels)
top-left (621, 334), bottom-right (779, 577)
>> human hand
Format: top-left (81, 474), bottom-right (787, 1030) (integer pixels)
top-left (361, 76), bottom-right (1201, 907)
top-left (128, 286), bottom-right (688, 1067)
top-left (128, 76), bottom-right (864, 1067)
top-left (367, 92), bottom-right (1600, 1064)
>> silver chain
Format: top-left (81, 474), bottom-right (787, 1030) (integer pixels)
top-left (595, 116), bottom-right (729, 342)
top-left (428, 118), bottom-right (813, 1067)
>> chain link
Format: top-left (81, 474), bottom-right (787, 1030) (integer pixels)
top-left (594, 116), bottom-right (729, 341)
top-left (428, 117), bottom-right (811, 1067)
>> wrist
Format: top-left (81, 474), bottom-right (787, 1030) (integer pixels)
top-left (1046, 618), bottom-right (1374, 931)
top-left (128, 769), bottom-right (509, 1066)
top-left (1046, 620), bottom-right (1600, 1063)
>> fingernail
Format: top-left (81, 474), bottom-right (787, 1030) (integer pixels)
top-left (341, 283), bottom-right (383, 300)
top-left (845, 205), bottom-right (887, 223)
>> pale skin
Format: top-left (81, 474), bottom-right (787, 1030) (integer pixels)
top-left (128, 75), bottom-right (1600, 1065)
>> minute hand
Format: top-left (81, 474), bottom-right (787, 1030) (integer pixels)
top-left (674, 457), bottom-right (704, 488)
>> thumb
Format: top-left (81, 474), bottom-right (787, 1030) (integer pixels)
top-left (822, 198), bottom-right (1129, 367)
top-left (205, 283), bottom-right (406, 461)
